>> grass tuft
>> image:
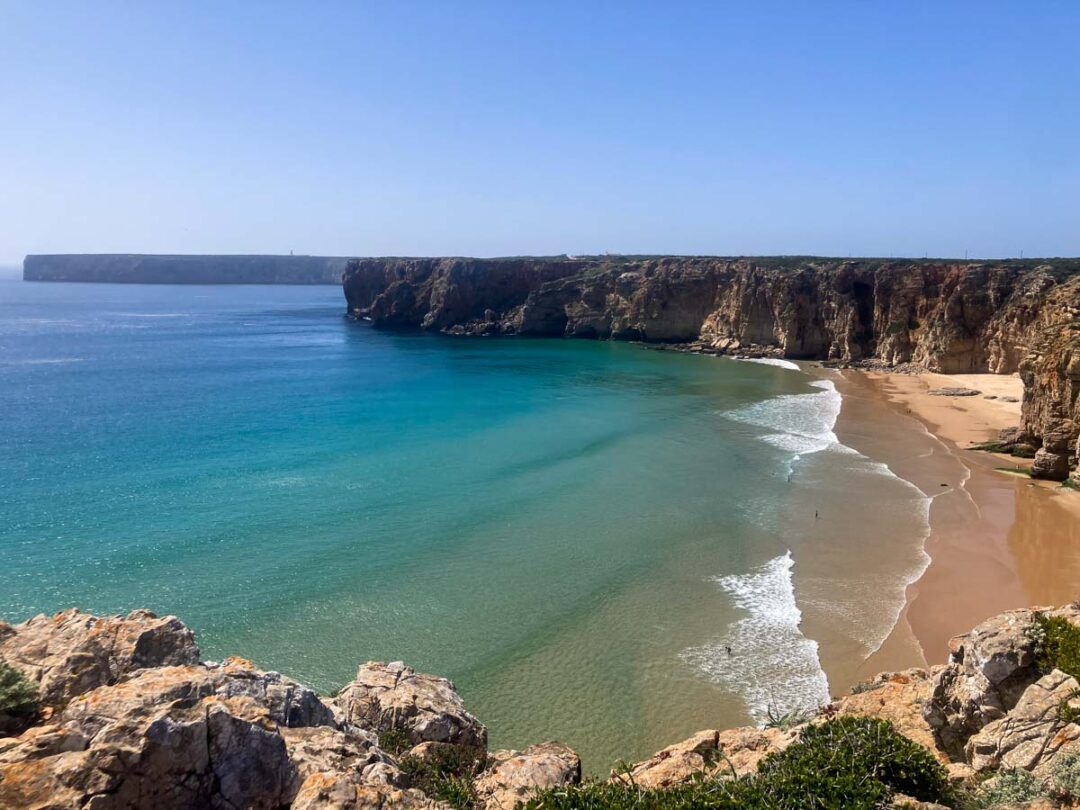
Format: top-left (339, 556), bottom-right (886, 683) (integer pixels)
top-left (398, 744), bottom-right (485, 810)
top-left (850, 679), bottom-right (887, 695)
top-left (762, 704), bottom-right (815, 731)
top-left (377, 728), bottom-right (411, 756)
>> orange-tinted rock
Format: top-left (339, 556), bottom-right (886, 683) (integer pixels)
top-left (333, 661), bottom-right (486, 749)
top-left (610, 726), bottom-right (792, 789)
top-left (836, 668), bottom-right (944, 760)
top-left (473, 741), bottom-right (580, 810)
top-left (0, 609), bottom-right (199, 709)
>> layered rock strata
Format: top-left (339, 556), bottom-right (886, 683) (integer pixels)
top-left (343, 257), bottom-right (1080, 478)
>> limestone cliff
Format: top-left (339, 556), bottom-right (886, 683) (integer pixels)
top-left (1019, 275), bottom-right (1080, 480)
top-left (343, 256), bottom-right (1080, 477)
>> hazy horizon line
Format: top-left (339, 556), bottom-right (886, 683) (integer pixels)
top-left (13, 251), bottom-right (1080, 264)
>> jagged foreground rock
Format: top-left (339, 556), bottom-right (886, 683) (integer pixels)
top-left (924, 605), bottom-right (1080, 777)
top-left (335, 661), bottom-right (487, 750)
top-left (0, 611), bottom-right (498, 808)
top-left (6, 604), bottom-right (1080, 808)
top-left (343, 257), bottom-right (1080, 479)
top-left (608, 727), bottom-right (795, 789)
top-left (473, 743), bottom-right (580, 810)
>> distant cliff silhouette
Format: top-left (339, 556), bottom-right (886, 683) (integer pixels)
top-left (23, 254), bottom-right (348, 285)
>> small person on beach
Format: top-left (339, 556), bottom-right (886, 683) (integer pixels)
top-left (815, 510), bottom-right (819, 519)
top-left (725, 645), bottom-right (732, 656)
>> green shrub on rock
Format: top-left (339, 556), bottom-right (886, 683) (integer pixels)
top-left (755, 717), bottom-right (951, 807)
top-left (524, 717), bottom-right (952, 810)
top-left (377, 728), bottom-right (411, 756)
top-left (974, 768), bottom-right (1044, 808)
top-left (0, 661), bottom-right (37, 720)
top-left (398, 744), bottom-right (485, 810)
top-left (1051, 752), bottom-right (1080, 800)
top-left (1034, 614), bottom-right (1080, 679)
top-left (523, 778), bottom-right (754, 810)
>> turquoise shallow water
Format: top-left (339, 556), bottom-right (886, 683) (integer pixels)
top-left (0, 280), bottom-right (927, 769)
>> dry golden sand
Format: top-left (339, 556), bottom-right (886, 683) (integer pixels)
top-left (876, 372), bottom-right (1022, 448)
top-left (842, 370), bottom-right (1080, 667)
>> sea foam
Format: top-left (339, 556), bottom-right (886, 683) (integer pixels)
top-left (725, 378), bottom-right (842, 458)
top-left (682, 552), bottom-right (830, 722)
top-left (696, 363), bottom-right (934, 710)
top-left (738, 357), bottom-right (801, 371)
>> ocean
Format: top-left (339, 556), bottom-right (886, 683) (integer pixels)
top-left (0, 279), bottom-right (931, 769)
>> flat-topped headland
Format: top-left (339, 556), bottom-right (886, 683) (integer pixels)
top-left (343, 256), bottom-right (1080, 481)
top-left (23, 253), bottom-right (350, 285)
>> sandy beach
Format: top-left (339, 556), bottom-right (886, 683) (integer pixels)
top-left (836, 370), bottom-right (1080, 669)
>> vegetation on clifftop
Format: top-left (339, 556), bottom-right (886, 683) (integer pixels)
top-left (524, 717), bottom-right (952, 810)
top-left (1033, 613), bottom-right (1080, 679)
top-left (398, 744), bottom-right (486, 810)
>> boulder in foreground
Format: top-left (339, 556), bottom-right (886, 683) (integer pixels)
top-left (333, 661), bottom-right (487, 750)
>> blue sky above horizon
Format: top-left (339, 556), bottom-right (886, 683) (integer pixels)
top-left (1, 1), bottom-right (1078, 264)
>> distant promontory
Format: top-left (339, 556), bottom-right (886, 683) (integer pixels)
top-left (22, 254), bottom-right (349, 285)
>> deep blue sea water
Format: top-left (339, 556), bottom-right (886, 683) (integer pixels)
top-left (0, 279), bottom-right (929, 768)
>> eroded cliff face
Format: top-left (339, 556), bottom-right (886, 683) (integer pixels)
top-left (1019, 275), bottom-right (1080, 479)
top-left (342, 258), bottom-right (592, 332)
top-left (344, 257), bottom-right (1080, 477)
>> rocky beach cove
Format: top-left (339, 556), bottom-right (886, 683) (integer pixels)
top-left (6, 2), bottom-right (1079, 804)
top-left (4, 255), bottom-right (1080, 808)
top-left (2, 257), bottom-right (1080, 807)
top-left (340, 255), bottom-right (1080, 688)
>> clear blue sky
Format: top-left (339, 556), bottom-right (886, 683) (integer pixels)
top-left (1, 1), bottom-right (1078, 264)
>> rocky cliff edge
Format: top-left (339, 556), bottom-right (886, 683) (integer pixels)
top-left (7, 605), bottom-right (1080, 808)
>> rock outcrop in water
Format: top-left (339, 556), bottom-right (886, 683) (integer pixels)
top-left (7, 604), bottom-right (1080, 807)
top-left (343, 256), bottom-right (1080, 478)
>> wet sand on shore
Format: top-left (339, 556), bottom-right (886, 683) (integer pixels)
top-left (837, 370), bottom-right (1080, 668)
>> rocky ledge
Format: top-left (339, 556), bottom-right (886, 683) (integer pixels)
top-left (7, 605), bottom-right (1080, 808)
top-left (0, 609), bottom-right (575, 809)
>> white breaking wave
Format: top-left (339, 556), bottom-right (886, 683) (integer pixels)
top-left (719, 367), bottom-right (935, 673)
top-left (725, 378), bottom-right (842, 458)
top-left (682, 552), bottom-right (831, 722)
top-left (738, 357), bottom-right (801, 371)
